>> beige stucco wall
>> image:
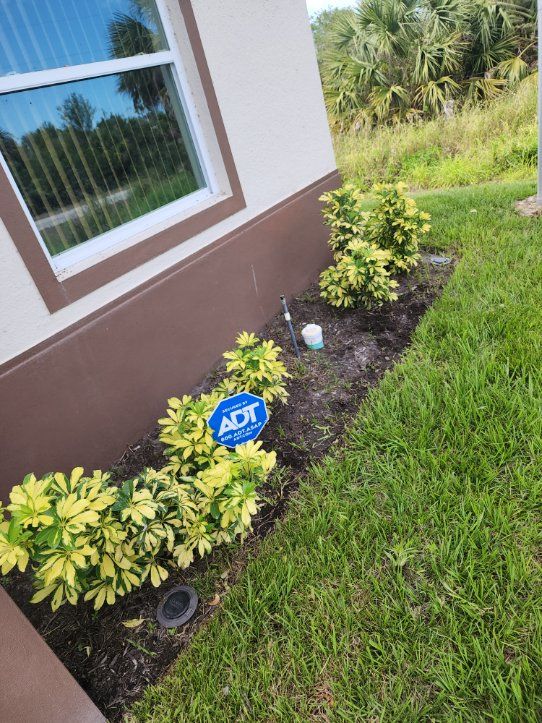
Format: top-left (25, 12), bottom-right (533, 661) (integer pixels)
top-left (0, 0), bottom-right (336, 364)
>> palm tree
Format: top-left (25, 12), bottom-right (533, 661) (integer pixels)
top-left (108, 0), bottom-right (167, 113)
top-left (322, 0), bottom-right (536, 128)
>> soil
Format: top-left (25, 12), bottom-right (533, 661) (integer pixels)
top-left (514, 195), bottom-right (542, 217)
top-left (3, 256), bottom-right (452, 720)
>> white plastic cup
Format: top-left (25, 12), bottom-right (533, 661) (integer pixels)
top-left (301, 324), bottom-right (324, 350)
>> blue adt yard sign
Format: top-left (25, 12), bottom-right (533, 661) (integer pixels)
top-left (207, 392), bottom-right (268, 448)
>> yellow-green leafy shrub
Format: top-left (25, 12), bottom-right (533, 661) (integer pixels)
top-left (319, 183), bottom-right (365, 257)
top-left (219, 332), bottom-right (291, 405)
top-left (158, 332), bottom-right (290, 475)
top-left (363, 182), bottom-right (430, 273)
top-left (173, 441), bottom-right (275, 569)
top-left (320, 181), bottom-right (430, 274)
top-left (158, 392), bottom-right (229, 476)
top-left (0, 331), bottom-right (288, 611)
top-left (2, 445), bottom-right (275, 610)
top-left (320, 240), bottom-right (399, 309)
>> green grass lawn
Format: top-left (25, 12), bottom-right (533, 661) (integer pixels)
top-left (133, 181), bottom-right (542, 721)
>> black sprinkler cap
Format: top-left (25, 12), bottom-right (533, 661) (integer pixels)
top-left (157, 585), bottom-right (198, 628)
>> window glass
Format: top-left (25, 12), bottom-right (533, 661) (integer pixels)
top-left (0, 66), bottom-right (205, 255)
top-left (0, 0), bottom-right (168, 76)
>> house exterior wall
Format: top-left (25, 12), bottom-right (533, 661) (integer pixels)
top-left (0, 0), bottom-right (338, 497)
top-left (0, 0), bottom-right (335, 362)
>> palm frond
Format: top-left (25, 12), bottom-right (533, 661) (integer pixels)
top-left (368, 84), bottom-right (411, 120)
top-left (356, 0), bottom-right (413, 56)
top-left (496, 53), bottom-right (529, 82)
top-left (414, 35), bottom-right (463, 84)
top-left (470, 32), bottom-right (518, 73)
top-left (464, 75), bottom-right (507, 100)
top-left (414, 76), bottom-right (460, 112)
top-left (423, 0), bottom-right (465, 32)
top-left (329, 10), bottom-right (359, 51)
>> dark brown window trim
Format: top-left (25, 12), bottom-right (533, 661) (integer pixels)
top-left (0, 0), bottom-right (245, 313)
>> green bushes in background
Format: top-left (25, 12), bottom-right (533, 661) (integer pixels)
top-left (319, 0), bottom-right (535, 129)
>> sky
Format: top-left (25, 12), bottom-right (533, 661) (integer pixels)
top-left (306, 0), bottom-right (354, 17)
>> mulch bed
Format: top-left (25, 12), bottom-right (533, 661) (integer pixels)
top-left (3, 256), bottom-right (452, 719)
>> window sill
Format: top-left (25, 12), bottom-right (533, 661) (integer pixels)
top-left (54, 186), bottom-right (222, 280)
top-left (30, 185), bottom-right (245, 312)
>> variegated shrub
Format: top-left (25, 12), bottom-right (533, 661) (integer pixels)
top-left (363, 182), bottom-right (431, 273)
top-left (1, 445), bottom-right (275, 611)
top-left (320, 240), bottom-right (399, 309)
top-left (1, 333), bottom-right (288, 611)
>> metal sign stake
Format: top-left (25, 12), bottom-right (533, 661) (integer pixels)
top-left (280, 294), bottom-right (301, 359)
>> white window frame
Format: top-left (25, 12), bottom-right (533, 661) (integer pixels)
top-left (0, 0), bottom-right (218, 274)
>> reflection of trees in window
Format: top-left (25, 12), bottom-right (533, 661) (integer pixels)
top-left (0, 70), bottom-right (197, 222)
top-left (106, 1), bottom-right (204, 201)
top-left (0, 0), bottom-right (204, 253)
top-left (0, 128), bottom-right (17, 166)
top-left (107, 0), bottom-right (195, 165)
top-left (58, 94), bottom-right (96, 133)
top-left (109, 0), bottom-right (167, 113)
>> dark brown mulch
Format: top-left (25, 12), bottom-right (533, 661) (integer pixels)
top-left (3, 256), bottom-right (452, 720)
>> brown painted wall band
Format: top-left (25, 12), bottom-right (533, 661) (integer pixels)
top-left (0, 0), bottom-right (246, 312)
top-left (0, 170), bottom-right (340, 498)
top-left (0, 586), bottom-right (105, 723)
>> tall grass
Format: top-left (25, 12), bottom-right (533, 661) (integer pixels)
top-left (335, 74), bottom-right (538, 190)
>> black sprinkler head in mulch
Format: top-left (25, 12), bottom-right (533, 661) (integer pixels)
top-left (157, 585), bottom-right (198, 628)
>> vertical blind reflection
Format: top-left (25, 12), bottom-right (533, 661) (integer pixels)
top-left (0, 67), bottom-right (205, 256)
top-left (0, 0), bottom-right (168, 75)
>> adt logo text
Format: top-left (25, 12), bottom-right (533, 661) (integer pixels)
top-left (207, 392), bottom-right (269, 448)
